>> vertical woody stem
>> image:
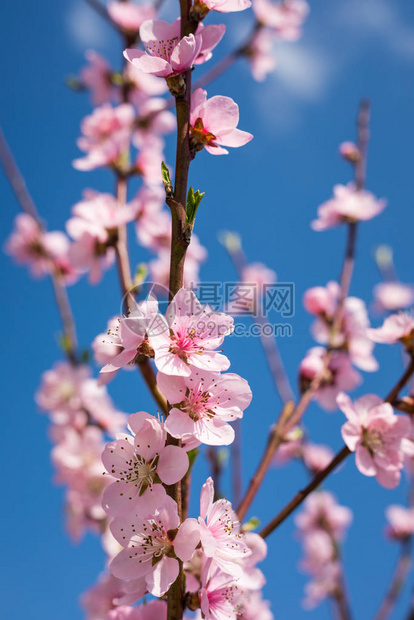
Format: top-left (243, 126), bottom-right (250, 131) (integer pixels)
top-left (166, 3), bottom-right (196, 619)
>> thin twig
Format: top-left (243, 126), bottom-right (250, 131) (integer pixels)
top-left (259, 356), bottom-right (414, 539)
top-left (0, 128), bottom-right (78, 364)
top-left (236, 101), bottom-right (371, 521)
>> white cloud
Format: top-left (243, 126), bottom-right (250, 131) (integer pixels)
top-left (273, 43), bottom-right (333, 102)
top-left (338, 0), bottom-right (414, 62)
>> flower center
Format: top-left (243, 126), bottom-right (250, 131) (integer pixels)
top-left (181, 389), bottom-right (213, 421)
top-left (190, 118), bottom-right (217, 154)
top-left (362, 428), bottom-right (384, 456)
top-left (169, 328), bottom-right (203, 361)
top-left (146, 37), bottom-right (178, 62)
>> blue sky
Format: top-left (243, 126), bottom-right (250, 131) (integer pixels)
top-left (2, 0), bottom-right (414, 618)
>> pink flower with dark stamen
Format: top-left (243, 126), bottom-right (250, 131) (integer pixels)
top-left (158, 370), bottom-right (252, 445)
top-left (124, 19), bottom-right (223, 79)
top-left (102, 411), bottom-right (188, 517)
top-left (190, 88), bottom-right (253, 155)
top-left (198, 477), bottom-right (251, 576)
top-left (338, 392), bottom-right (411, 488)
top-left (149, 288), bottom-right (234, 376)
top-left (109, 496), bottom-right (199, 597)
top-left (100, 295), bottom-right (159, 376)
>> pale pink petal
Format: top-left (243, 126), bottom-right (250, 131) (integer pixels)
top-left (146, 556), bottom-right (179, 597)
top-left (355, 445), bottom-right (376, 476)
top-left (157, 444), bottom-right (189, 485)
top-left (200, 476), bottom-right (215, 519)
top-left (174, 518), bottom-right (201, 561)
top-left (218, 127), bottom-right (253, 148)
top-left (164, 408), bottom-right (195, 438)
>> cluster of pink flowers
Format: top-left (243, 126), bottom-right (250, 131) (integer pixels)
top-left (300, 280), bottom-right (377, 410)
top-left (36, 360), bottom-right (127, 539)
top-left (96, 287), bottom-right (270, 616)
top-left (295, 491), bottom-right (352, 609)
top-left (274, 432), bottom-right (334, 473)
top-left (4, 213), bottom-right (77, 283)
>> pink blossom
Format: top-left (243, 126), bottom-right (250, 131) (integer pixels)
top-left (299, 347), bottom-right (361, 411)
top-left (273, 427), bottom-right (303, 465)
top-left (102, 411), bottom-right (188, 516)
top-left (123, 19), bottom-right (224, 79)
top-left (305, 282), bottom-right (378, 372)
top-left (68, 233), bottom-right (115, 284)
top-left (339, 141), bottom-right (360, 163)
top-left (100, 295), bottom-right (159, 376)
top-left (198, 477), bottom-right (251, 576)
top-left (236, 590), bottom-right (274, 620)
top-left (190, 88), bottom-right (253, 155)
top-left (36, 361), bottom-right (90, 414)
top-left (73, 104), bottom-right (134, 171)
top-left (235, 532), bottom-right (267, 591)
top-left (303, 559), bottom-right (341, 609)
top-left (149, 288), bottom-right (234, 376)
top-left (157, 370), bottom-right (252, 446)
top-left (200, 561), bottom-right (239, 619)
top-left (295, 491), bottom-right (353, 540)
top-left (253, 0), bottom-right (309, 40)
top-left (385, 505), bottom-right (414, 540)
top-left (368, 313), bottom-right (414, 353)
top-left (194, 0), bottom-right (251, 15)
top-left (338, 392), bottom-right (411, 488)
top-left (194, 23), bottom-right (226, 65)
top-left (81, 572), bottom-right (125, 620)
top-left (80, 50), bottom-right (114, 105)
top-left (311, 183), bottom-right (386, 231)
top-left (110, 496), bottom-right (200, 596)
top-left (5, 213), bottom-right (71, 278)
top-left (92, 316), bottom-right (122, 366)
top-left (242, 261), bottom-right (277, 289)
top-left (303, 281), bottom-right (339, 317)
top-left (225, 260), bottom-right (277, 314)
top-left (373, 282), bottom-right (414, 313)
top-left (299, 530), bottom-right (335, 575)
top-left (67, 191), bottom-right (136, 241)
top-left (78, 378), bottom-right (127, 435)
top-left (107, 2), bottom-right (155, 33)
top-left (245, 29), bottom-right (277, 82)
top-left (133, 98), bottom-right (176, 146)
top-left (125, 62), bottom-right (169, 104)
top-left (52, 425), bottom-right (110, 540)
top-left (132, 184), bottom-right (165, 225)
top-left (302, 443), bottom-right (334, 473)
